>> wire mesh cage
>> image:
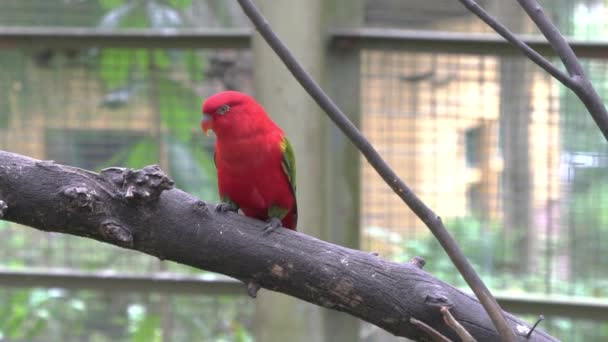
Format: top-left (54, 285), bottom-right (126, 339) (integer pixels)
top-left (359, 0), bottom-right (608, 299)
top-left (0, 0), bottom-right (250, 29)
top-left (0, 44), bottom-right (252, 273)
top-left (0, 35), bottom-right (255, 342)
top-left (360, 50), bottom-right (608, 296)
top-left (1, 0), bottom-right (608, 341)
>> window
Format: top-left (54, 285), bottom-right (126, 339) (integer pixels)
top-left (465, 126), bottom-right (482, 167)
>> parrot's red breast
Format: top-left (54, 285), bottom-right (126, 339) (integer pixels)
top-left (201, 91), bottom-right (297, 230)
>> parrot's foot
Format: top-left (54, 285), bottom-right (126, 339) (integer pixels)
top-left (215, 202), bottom-right (238, 213)
top-left (263, 217), bottom-right (283, 236)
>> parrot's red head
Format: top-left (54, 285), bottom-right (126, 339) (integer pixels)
top-left (201, 91), bottom-right (276, 139)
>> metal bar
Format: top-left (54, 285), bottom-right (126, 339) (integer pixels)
top-left (1, 268), bottom-right (606, 321)
top-left (495, 293), bottom-right (608, 322)
top-left (0, 268), bottom-right (244, 295)
top-left (2, 26), bottom-right (608, 58)
top-left (330, 28), bottom-right (608, 58)
top-left (0, 26), bottom-right (251, 49)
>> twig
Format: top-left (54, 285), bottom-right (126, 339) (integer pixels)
top-left (441, 307), bottom-right (477, 342)
top-left (516, 0), bottom-right (583, 78)
top-left (526, 315), bottom-right (545, 339)
top-left (515, 0), bottom-right (608, 141)
top-left (458, 0), bottom-right (608, 141)
top-left (456, 0), bottom-right (572, 87)
top-left (235, 0), bottom-right (515, 340)
top-left (410, 317), bottom-right (453, 342)
top-left (0, 200), bottom-right (6, 219)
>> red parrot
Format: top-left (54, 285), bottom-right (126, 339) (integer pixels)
top-left (201, 91), bottom-right (297, 233)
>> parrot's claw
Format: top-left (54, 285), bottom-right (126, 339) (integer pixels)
top-left (215, 202), bottom-right (238, 213)
top-left (263, 217), bottom-right (283, 236)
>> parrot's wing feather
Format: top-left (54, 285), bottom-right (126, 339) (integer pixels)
top-left (280, 136), bottom-right (298, 224)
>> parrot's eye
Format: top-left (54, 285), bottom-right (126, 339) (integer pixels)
top-left (217, 104), bottom-right (230, 115)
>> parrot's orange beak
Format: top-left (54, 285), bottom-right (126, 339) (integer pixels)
top-left (201, 113), bottom-right (213, 136)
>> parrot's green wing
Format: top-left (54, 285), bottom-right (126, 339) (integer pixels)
top-left (280, 136), bottom-right (298, 222)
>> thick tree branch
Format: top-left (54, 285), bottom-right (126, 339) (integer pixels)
top-left (0, 150), bottom-right (557, 341)
top-left (459, 0), bottom-right (608, 142)
top-left (235, 0), bottom-right (515, 339)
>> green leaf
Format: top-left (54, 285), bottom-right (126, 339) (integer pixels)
top-left (127, 8), bottom-right (150, 29)
top-left (147, 2), bottom-right (183, 28)
top-left (166, 136), bottom-right (218, 201)
top-left (4, 291), bottom-right (29, 339)
top-left (130, 314), bottom-right (161, 342)
top-left (166, 0), bottom-right (193, 10)
top-left (156, 78), bottom-right (200, 142)
top-left (24, 318), bottom-right (47, 340)
top-left (96, 137), bottom-right (159, 170)
top-left (98, 2), bottom-right (137, 29)
top-left (99, 49), bottom-right (133, 88)
top-left (99, 0), bottom-right (126, 11)
top-left (233, 321), bottom-right (254, 342)
top-left (185, 50), bottom-right (207, 82)
top-left (153, 50), bottom-right (171, 69)
top-left (124, 138), bottom-right (160, 168)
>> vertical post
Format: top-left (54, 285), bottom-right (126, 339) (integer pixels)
top-left (252, 1), bottom-right (362, 341)
top-left (323, 1), bottom-right (362, 248)
top-left (322, 1), bottom-right (363, 340)
top-left (493, 2), bottom-right (534, 276)
top-left (252, 1), bottom-right (325, 342)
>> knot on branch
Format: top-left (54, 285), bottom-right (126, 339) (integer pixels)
top-left (424, 293), bottom-right (453, 309)
top-left (409, 256), bottom-right (426, 269)
top-left (35, 160), bottom-right (56, 170)
top-left (61, 186), bottom-right (99, 212)
top-left (0, 200), bottom-right (7, 219)
top-left (246, 279), bottom-right (261, 298)
top-left (101, 165), bottom-right (174, 203)
top-left (100, 220), bottom-right (133, 247)
top-left (193, 200), bottom-right (210, 215)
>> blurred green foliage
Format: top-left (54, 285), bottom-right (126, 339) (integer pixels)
top-left (0, 1), bottom-right (248, 340)
top-left (403, 213), bottom-right (608, 298)
top-left (0, 288), bottom-right (254, 342)
top-left (403, 217), bottom-right (518, 290)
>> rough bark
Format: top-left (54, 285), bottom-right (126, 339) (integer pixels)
top-left (0, 150), bottom-right (557, 341)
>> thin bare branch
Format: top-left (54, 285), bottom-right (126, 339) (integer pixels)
top-left (526, 315), bottom-right (545, 339)
top-left (441, 306), bottom-right (477, 342)
top-left (516, 0), bottom-right (584, 78)
top-left (456, 0), bottom-right (573, 87)
top-left (410, 318), bottom-right (453, 342)
top-left (235, 0), bottom-right (516, 340)
top-left (515, 0), bottom-right (608, 142)
top-left (459, 0), bottom-right (608, 142)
